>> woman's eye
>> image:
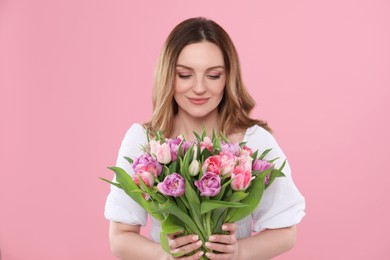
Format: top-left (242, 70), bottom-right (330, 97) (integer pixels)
top-left (208, 75), bottom-right (221, 80)
top-left (178, 74), bottom-right (191, 79)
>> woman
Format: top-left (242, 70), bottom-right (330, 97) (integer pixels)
top-left (105, 17), bottom-right (305, 259)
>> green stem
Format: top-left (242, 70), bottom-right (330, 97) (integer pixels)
top-left (205, 211), bottom-right (212, 238)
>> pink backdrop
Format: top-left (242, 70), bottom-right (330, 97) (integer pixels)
top-left (1, 0), bottom-right (389, 259)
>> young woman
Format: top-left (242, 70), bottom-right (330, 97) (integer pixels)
top-left (105, 17), bottom-right (305, 260)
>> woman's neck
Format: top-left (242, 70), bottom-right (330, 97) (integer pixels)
top-left (171, 110), bottom-right (220, 141)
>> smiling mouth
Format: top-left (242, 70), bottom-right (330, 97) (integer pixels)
top-left (188, 98), bottom-right (209, 105)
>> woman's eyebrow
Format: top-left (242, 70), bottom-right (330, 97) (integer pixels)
top-left (176, 64), bottom-right (225, 71)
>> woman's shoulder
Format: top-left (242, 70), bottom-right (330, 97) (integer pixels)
top-left (244, 124), bottom-right (279, 150)
top-left (245, 124), bottom-right (273, 139)
top-left (120, 123), bottom-right (148, 146)
top-left (126, 123), bottom-right (146, 134)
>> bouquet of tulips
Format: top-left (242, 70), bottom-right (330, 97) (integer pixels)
top-left (101, 129), bottom-right (286, 258)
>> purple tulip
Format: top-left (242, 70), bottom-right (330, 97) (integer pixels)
top-left (252, 159), bottom-right (272, 172)
top-left (133, 153), bottom-right (162, 176)
top-left (157, 173), bottom-right (185, 197)
top-left (253, 159), bottom-right (272, 185)
top-left (195, 172), bottom-right (221, 197)
top-left (221, 142), bottom-right (241, 156)
top-left (167, 137), bottom-right (191, 161)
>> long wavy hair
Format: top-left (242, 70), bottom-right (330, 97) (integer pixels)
top-left (144, 17), bottom-right (271, 137)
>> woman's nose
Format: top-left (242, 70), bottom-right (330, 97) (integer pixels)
top-left (192, 77), bottom-right (207, 94)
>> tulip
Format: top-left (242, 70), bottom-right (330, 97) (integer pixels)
top-left (230, 166), bottom-right (254, 191)
top-left (133, 153), bottom-right (162, 176)
top-left (219, 152), bottom-right (236, 176)
top-left (202, 155), bottom-right (222, 175)
top-left (189, 160), bottom-right (200, 176)
top-left (252, 159), bottom-right (272, 172)
top-left (195, 172), bottom-right (221, 197)
top-left (157, 173), bottom-right (185, 197)
top-left (133, 169), bottom-right (155, 188)
top-left (237, 155), bottom-right (253, 172)
top-left (156, 143), bottom-right (172, 164)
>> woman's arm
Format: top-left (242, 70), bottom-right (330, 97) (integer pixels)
top-left (237, 225), bottom-right (297, 260)
top-left (109, 221), bottom-right (204, 260)
top-left (109, 221), bottom-right (166, 260)
top-left (205, 223), bottom-right (297, 260)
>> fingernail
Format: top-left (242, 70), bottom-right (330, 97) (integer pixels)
top-left (222, 225), bottom-right (227, 230)
top-left (206, 252), bottom-right (212, 258)
top-left (198, 251), bottom-right (204, 257)
top-left (192, 235), bottom-right (199, 241)
top-left (196, 240), bottom-right (202, 246)
top-left (209, 235), bottom-right (215, 241)
top-left (205, 242), bottom-right (211, 248)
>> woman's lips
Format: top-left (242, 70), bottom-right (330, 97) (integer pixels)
top-left (188, 98), bottom-right (209, 105)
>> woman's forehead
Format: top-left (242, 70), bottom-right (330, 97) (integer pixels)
top-left (176, 42), bottom-right (225, 70)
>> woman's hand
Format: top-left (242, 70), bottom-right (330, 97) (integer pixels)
top-left (167, 232), bottom-right (204, 260)
top-left (204, 223), bottom-right (239, 260)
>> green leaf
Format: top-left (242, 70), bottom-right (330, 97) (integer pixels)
top-left (161, 214), bottom-right (185, 234)
top-left (107, 166), bottom-right (165, 221)
top-left (268, 157), bottom-right (280, 164)
top-left (181, 149), bottom-right (192, 180)
top-left (259, 148), bottom-right (272, 160)
top-left (153, 199), bottom-right (206, 241)
top-left (201, 127), bottom-right (206, 139)
top-left (220, 131), bottom-right (229, 143)
top-left (227, 191), bottom-right (249, 202)
top-left (239, 141), bottom-right (247, 148)
top-left (200, 148), bottom-right (213, 160)
top-left (171, 251), bottom-right (186, 258)
top-left (160, 232), bottom-right (170, 254)
top-left (183, 179), bottom-right (206, 238)
top-left (99, 177), bottom-right (122, 189)
top-left (211, 208), bottom-right (227, 234)
top-left (213, 178), bottom-right (233, 201)
top-left (200, 200), bottom-right (247, 214)
top-left (193, 131), bottom-right (202, 142)
top-left (251, 150), bottom-right (259, 161)
top-left (266, 160), bottom-right (286, 189)
top-left (169, 161), bottom-right (178, 173)
top-left (146, 128), bottom-right (150, 143)
top-left (226, 175), bottom-right (265, 222)
top-left (175, 196), bottom-right (189, 215)
top-left (123, 156), bottom-right (133, 165)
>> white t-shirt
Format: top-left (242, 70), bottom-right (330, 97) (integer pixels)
top-left (104, 123), bottom-right (305, 242)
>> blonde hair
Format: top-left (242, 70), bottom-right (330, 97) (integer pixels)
top-left (145, 17), bottom-right (271, 137)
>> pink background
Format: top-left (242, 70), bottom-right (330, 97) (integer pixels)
top-left (1, 0), bottom-right (389, 259)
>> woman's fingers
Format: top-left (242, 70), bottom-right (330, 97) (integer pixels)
top-left (169, 234), bottom-right (199, 249)
top-left (221, 223), bottom-right (237, 234)
top-left (167, 234), bottom-right (203, 259)
top-left (171, 238), bottom-right (202, 255)
top-left (205, 240), bottom-right (235, 253)
top-left (204, 223), bottom-right (239, 259)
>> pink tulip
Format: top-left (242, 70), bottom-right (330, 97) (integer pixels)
top-left (219, 152), bottom-right (236, 176)
top-left (202, 155), bottom-right (222, 175)
top-left (237, 155), bottom-right (253, 172)
top-left (133, 153), bottom-right (162, 176)
top-left (230, 166), bottom-right (254, 191)
top-left (156, 143), bottom-right (172, 164)
top-left (157, 173), bottom-right (185, 197)
top-left (189, 160), bottom-right (200, 176)
top-left (252, 159), bottom-right (272, 172)
top-left (133, 168), bottom-right (155, 188)
top-left (195, 172), bottom-right (221, 196)
top-left (200, 137), bottom-right (213, 152)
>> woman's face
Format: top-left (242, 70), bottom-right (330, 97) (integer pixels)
top-left (174, 41), bottom-right (226, 120)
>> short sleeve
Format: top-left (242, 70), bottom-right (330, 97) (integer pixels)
top-left (104, 123), bottom-right (148, 226)
top-left (245, 126), bottom-right (306, 232)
